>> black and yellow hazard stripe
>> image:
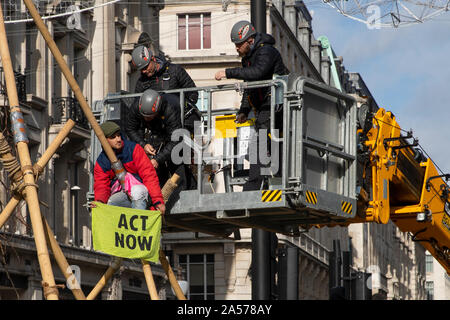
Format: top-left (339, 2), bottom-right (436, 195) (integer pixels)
top-left (341, 201), bottom-right (353, 215)
top-left (261, 189), bottom-right (282, 202)
top-left (305, 191), bottom-right (318, 205)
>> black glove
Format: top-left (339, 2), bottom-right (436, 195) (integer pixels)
top-left (184, 100), bottom-right (201, 119)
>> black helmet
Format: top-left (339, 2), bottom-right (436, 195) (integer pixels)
top-left (131, 45), bottom-right (152, 70)
top-left (139, 89), bottom-right (161, 116)
top-left (230, 20), bottom-right (256, 44)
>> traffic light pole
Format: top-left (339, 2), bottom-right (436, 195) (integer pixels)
top-left (250, 0), bottom-right (277, 300)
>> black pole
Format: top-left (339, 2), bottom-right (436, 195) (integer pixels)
top-left (329, 240), bottom-right (345, 299)
top-left (250, 0), bottom-right (272, 300)
top-left (334, 240), bottom-right (342, 287)
top-left (342, 251), bottom-right (351, 300)
top-left (251, 228), bottom-right (271, 299)
top-left (278, 246), bottom-right (298, 300)
top-left (251, 0), bottom-right (266, 33)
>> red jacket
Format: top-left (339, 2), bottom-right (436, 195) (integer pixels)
top-left (94, 138), bottom-right (164, 206)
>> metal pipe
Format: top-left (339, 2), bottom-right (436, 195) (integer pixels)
top-left (223, 138), bottom-right (232, 193)
top-left (270, 85), bottom-right (276, 141)
top-left (103, 81), bottom-right (277, 102)
top-left (291, 95), bottom-right (297, 179)
top-left (283, 81), bottom-right (290, 190)
top-left (0, 4), bottom-right (58, 300)
top-left (206, 90), bottom-right (212, 153)
top-left (297, 77), bottom-right (355, 103)
top-left (103, 94), bottom-right (236, 117)
top-left (180, 90), bottom-right (185, 127)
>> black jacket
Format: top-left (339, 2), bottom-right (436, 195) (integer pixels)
top-left (125, 93), bottom-right (182, 165)
top-left (225, 33), bottom-right (289, 115)
top-left (135, 53), bottom-right (198, 105)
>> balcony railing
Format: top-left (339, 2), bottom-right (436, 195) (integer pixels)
top-left (0, 67), bottom-right (27, 103)
top-left (52, 96), bottom-right (89, 130)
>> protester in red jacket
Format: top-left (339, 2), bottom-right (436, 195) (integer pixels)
top-left (93, 121), bottom-right (165, 214)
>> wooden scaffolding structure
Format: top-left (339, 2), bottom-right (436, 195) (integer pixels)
top-left (0, 0), bottom-right (186, 300)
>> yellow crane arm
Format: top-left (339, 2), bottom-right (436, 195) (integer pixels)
top-left (356, 108), bottom-right (450, 274)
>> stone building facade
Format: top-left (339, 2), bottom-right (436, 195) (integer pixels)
top-left (425, 250), bottom-right (450, 300)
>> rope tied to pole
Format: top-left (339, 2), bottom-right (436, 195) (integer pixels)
top-left (16, 181), bottom-right (39, 193)
top-left (41, 282), bottom-right (64, 299)
top-left (0, 132), bottom-right (22, 181)
top-left (33, 163), bottom-right (44, 178)
top-left (21, 164), bottom-right (34, 174)
top-left (15, 165), bottom-right (39, 193)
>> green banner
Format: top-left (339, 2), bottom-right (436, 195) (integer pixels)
top-left (92, 202), bottom-right (161, 262)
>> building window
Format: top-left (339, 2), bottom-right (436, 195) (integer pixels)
top-left (425, 281), bottom-right (434, 300)
top-left (178, 13), bottom-right (211, 50)
top-left (74, 46), bottom-right (86, 93)
top-left (179, 254), bottom-right (214, 300)
top-left (426, 254), bottom-right (433, 273)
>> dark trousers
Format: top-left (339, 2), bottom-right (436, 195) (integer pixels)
top-left (243, 108), bottom-right (283, 191)
top-left (156, 161), bottom-right (197, 191)
top-left (152, 108), bottom-right (200, 192)
top-left (183, 107), bottom-right (201, 136)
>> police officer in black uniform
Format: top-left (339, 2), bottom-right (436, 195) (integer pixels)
top-left (215, 20), bottom-right (289, 191)
top-left (125, 89), bottom-right (194, 191)
top-left (131, 45), bottom-right (201, 134)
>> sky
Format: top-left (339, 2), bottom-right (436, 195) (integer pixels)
top-left (306, 3), bottom-right (450, 175)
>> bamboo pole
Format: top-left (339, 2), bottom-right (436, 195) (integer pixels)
top-left (0, 121), bottom-right (84, 298)
top-left (33, 119), bottom-right (76, 176)
top-left (159, 174), bottom-right (187, 300)
top-left (86, 257), bottom-right (122, 300)
top-left (141, 259), bottom-right (159, 300)
top-left (161, 174), bottom-right (180, 201)
top-left (159, 249), bottom-right (187, 300)
top-left (42, 215), bottom-right (86, 300)
top-left (0, 4), bottom-right (58, 300)
top-left (36, 120), bottom-right (84, 298)
top-left (0, 195), bottom-right (21, 229)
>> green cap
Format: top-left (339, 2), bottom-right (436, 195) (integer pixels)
top-left (100, 121), bottom-right (120, 138)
